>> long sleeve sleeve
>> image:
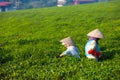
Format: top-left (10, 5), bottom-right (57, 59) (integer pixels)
top-left (87, 40), bottom-right (96, 51)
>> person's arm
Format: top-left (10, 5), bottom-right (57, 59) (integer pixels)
top-left (88, 40), bottom-right (96, 51)
top-left (60, 49), bottom-right (70, 57)
top-left (59, 53), bottom-right (64, 57)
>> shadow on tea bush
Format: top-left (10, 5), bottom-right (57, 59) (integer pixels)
top-left (17, 38), bottom-right (51, 45)
top-left (101, 47), bottom-right (119, 61)
top-left (0, 48), bottom-right (13, 64)
top-left (18, 39), bottom-right (39, 45)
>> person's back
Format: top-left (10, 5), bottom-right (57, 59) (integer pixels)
top-left (85, 40), bottom-right (100, 59)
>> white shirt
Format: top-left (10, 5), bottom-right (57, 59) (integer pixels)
top-left (61, 46), bottom-right (80, 58)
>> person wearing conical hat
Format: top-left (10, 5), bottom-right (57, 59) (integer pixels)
top-left (85, 29), bottom-right (105, 62)
top-left (59, 37), bottom-right (80, 58)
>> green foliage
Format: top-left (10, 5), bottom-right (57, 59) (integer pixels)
top-left (0, 1), bottom-right (120, 80)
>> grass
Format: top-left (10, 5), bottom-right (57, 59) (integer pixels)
top-left (0, 1), bottom-right (120, 80)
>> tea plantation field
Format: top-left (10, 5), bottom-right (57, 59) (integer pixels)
top-left (0, 1), bottom-right (120, 80)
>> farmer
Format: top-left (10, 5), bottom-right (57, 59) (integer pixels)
top-left (59, 37), bottom-right (80, 58)
top-left (85, 29), bottom-right (105, 61)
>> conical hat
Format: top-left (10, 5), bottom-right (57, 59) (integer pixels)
top-left (60, 37), bottom-right (76, 46)
top-left (87, 29), bottom-right (105, 38)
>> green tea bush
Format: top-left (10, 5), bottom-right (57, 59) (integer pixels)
top-left (0, 1), bottom-right (120, 80)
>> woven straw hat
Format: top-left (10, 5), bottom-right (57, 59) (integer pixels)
top-left (87, 29), bottom-right (105, 38)
top-left (60, 37), bottom-right (76, 46)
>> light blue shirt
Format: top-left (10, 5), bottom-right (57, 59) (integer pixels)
top-left (85, 40), bottom-right (100, 57)
top-left (62, 46), bottom-right (80, 58)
